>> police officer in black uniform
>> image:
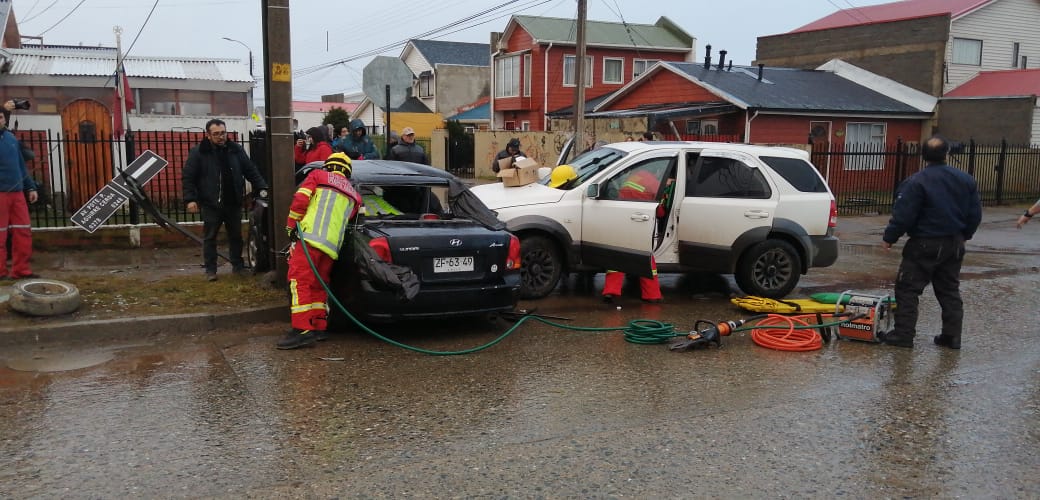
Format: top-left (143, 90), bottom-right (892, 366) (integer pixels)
top-left (880, 135), bottom-right (982, 349)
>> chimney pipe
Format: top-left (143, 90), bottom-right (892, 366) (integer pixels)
top-left (717, 50), bottom-right (727, 71)
top-left (703, 44), bottom-right (712, 69)
top-left (758, 63), bottom-right (764, 81)
top-left (727, 60), bottom-right (732, 71)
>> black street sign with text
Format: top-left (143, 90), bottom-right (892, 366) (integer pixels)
top-left (71, 150), bottom-right (169, 233)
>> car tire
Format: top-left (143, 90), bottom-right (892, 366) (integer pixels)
top-left (8, 278), bottom-right (82, 316)
top-left (247, 225), bottom-right (270, 273)
top-left (734, 239), bottom-right (802, 299)
top-left (519, 235), bottom-right (563, 299)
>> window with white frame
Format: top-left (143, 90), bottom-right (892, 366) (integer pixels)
top-left (418, 72), bottom-right (433, 98)
top-left (603, 58), bottom-right (624, 84)
top-left (952, 38), bottom-right (982, 66)
top-left (633, 59), bottom-right (659, 78)
top-left (495, 55), bottom-right (521, 97)
top-left (844, 122), bottom-right (886, 170)
top-left (701, 120), bottom-right (719, 135)
top-left (523, 54), bottom-right (532, 97)
top-left (563, 55), bottom-right (593, 87)
top-left (521, 121), bottom-right (531, 131)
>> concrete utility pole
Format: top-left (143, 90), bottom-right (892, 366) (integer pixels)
top-left (573, 0), bottom-right (587, 158)
top-left (262, 0), bottom-right (294, 285)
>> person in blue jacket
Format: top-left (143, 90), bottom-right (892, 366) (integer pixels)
top-left (880, 135), bottom-right (982, 350)
top-left (0, 103), bottom-right (39, 280)
top-left (337, 119), bottom-right (381, 160)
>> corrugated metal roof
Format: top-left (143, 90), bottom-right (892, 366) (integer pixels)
top-left (791, 0), bottom-right (992, 33)
top-left (4, 47), bottom-right (252, 82)
top-left (945, 68), bottom-right (1040, 97)
top-left (512, 15), bottom-right (693, 50)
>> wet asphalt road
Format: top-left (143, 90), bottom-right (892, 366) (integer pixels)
top-left (1, 243), bottom-right (1039, 498)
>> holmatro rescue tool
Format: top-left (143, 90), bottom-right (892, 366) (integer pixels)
top-left (831, 290), bottom-right (895, 343)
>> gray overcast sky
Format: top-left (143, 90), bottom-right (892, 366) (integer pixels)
top-left (12, 0), bottom-right (892, 101)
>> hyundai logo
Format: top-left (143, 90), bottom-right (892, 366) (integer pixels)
top-left (449, 239), bottom-right (463, 247)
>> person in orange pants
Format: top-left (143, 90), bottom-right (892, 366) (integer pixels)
top-left (602, 256), bottom-right (662, 303)
top-left (278, 152), bottom-right (361, 349)
top-left (601, 168), bottom-right (664, 303)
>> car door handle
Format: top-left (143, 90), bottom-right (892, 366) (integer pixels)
top-left (630, 213), bottom-right (651, 222)
top-left (744, 210), bottom-right (770, 219)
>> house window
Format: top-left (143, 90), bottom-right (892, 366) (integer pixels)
top-left (633, 59), bottom-right (659, 78)
top-left (844, 122), bottom-right (886, 170)
top-left (419, 71), bottom-right (433, 98)
top-left (179, 90), bottom-right (213, 116)
top-left (603, 58), bottom-right (624, 84)
top-left (140, 89), bottom-right (178, 115)
top-left (495, 55), bottom-right (520, 97)
top-left (523, 54), bottom-right (532, 97)
top-left (563, 55), bottom-right (593, 87)
top-left (504, 120), bottom-right (516, 131)
top-left (701, 120), bottom-right (719, 135)
top-left (686, 120), bottom-right (700, 135)
top-left (952, 38), bottom-right (982, 66)
top-left (1012, 42), bottom-right (1020, 68)
top-left (521, 120), bottom-right (531, 131)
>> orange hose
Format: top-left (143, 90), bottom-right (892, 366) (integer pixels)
top-left (748, 314), bottom-right (824, 351)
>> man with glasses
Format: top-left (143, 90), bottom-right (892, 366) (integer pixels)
top-left (183, 119), bottom-right (269, 281)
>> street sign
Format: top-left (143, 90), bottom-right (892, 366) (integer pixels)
top-left (71, 150), bottom-right (169, 233)
top-left (362, 56), bottom-right (413, 110)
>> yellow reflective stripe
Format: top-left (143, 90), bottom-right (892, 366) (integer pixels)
top-left (288, 210), bottom-right (304, 220)
top-left (622, 181), bottom-right (646, 192)
top-left (362, 195), bottom-right (401, 215)
top-left (289, 278), bottom-right (299, 305)
top-left (296, 187), bottom-right (313, 197)
top-left (291, 303), bottom-right (328, 313)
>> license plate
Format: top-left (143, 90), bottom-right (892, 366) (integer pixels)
top-left (433, 256), bottom-right (474, 273)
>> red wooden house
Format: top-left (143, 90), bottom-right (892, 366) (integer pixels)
top-left (490, 15), bottom-right (695, 131)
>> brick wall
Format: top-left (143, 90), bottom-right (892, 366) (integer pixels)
top-left (755, 16), bottom-right (950, 96)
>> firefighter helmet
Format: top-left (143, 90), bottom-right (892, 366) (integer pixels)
top-left (324, 152), bottom-right (353, 177)
top-left (548, 164), bottom-right (578, 189)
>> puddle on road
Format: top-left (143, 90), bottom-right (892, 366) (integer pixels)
top-left (3, 350), bottom-right (116, 372)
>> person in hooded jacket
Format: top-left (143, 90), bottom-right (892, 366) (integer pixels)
top-left (294, 126), bottom-right (333, 166)
top-left (492, 138), bottom-right (525, 173)
top-left (338, 119), bottom-right (381, 160)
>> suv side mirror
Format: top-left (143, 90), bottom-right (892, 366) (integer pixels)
top-left (585, 183), bottom-right (600, 199)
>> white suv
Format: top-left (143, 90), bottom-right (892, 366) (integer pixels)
top-left (470, 141), bottom-right (839, 299)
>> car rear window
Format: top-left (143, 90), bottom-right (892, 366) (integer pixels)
top-left (759, 156), bottom-right (828, 193)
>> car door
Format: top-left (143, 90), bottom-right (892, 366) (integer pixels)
top-left (580, 153), bottom-right (677, 278)
top-left (677, 149), bottom-right (777, 272)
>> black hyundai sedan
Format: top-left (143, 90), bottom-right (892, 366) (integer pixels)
top-left (248, 160), bottom-right (521, 323)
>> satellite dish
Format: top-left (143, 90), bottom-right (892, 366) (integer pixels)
top-left (363, 56), bottom-right (413, 110)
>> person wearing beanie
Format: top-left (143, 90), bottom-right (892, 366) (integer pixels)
top-left (492, 138), bottom-right (525, 173)
top-left (294, 126), bottom-right (333, 166)
top-left (279, 152), bottom-right (362, 349)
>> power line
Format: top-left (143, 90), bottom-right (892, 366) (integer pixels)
top-left (293, 0), bottom-right (540, 77)
top-left (38, 0), bottom-right (89, 36)
top-left (20, 0), bottom-right (60, 24)
top-left (123, 0), bottom-right (160, 59)
top-left (20, 0), bottom-right (45, 20)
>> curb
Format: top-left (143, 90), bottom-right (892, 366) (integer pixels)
top-left (0, 305), bottom-right (288, 347)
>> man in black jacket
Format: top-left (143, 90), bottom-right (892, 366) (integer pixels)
top-left (880, 135), bottom-right (981, 349)
top-left (386, 127), bottom-right (428, 164)
top-left (183, 119), bottom-right (269, 281)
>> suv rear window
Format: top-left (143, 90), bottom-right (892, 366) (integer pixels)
top-left (759, 156), bottom-right (828, 193)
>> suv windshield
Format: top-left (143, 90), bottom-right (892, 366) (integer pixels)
top-left (540, 147), bottom-right (626, 188)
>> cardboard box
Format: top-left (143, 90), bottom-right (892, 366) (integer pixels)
top-left (497, 157), bottom-right (541, 187)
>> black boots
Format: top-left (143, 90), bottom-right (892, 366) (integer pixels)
top-left (933, 335), bottom-right (961, 350)
top-left (276, 329), bottom-right (318, 349)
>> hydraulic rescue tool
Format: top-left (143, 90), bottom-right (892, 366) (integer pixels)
top-left (830, 290), bottom-right (895, 343)
top-left (669, 318), bottom-right (754, 351)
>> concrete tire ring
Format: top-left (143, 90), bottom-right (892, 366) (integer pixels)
top-left (8, 279), bottom-right (82, 316)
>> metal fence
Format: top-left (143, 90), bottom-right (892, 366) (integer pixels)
top-left (813, 139), bottom-right (1040, 215)
top-left (14, 130), bottom-right (1040, 228)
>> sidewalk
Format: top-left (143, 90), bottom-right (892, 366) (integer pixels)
top-left (1, 206), bottom-right (1036, 344)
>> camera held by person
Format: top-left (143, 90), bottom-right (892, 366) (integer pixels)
top-left (11, 99), bottom-right (31, 111)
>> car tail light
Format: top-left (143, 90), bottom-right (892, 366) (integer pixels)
top-left (369, 236), bottom-right (392, 263)
top-left (507, 235), bottom-right (521, 270)
top-left (421, 213), bottom-right (440, 220)
top-left (829, 200), bottom-right (837, 228)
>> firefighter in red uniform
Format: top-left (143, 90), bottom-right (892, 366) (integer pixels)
top-left (278, 152), bottom-right (362, 349)
top-left (602, 169), bottom-right (664, 303)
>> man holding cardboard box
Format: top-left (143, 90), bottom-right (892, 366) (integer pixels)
top-left (491, 138), bottom-right (525, 173)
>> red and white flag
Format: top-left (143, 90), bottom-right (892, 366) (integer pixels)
top-left (112, 66), bottom-right (135, 137)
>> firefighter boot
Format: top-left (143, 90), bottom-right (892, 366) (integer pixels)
top-left (276, 329), bottom-right (318, 350)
